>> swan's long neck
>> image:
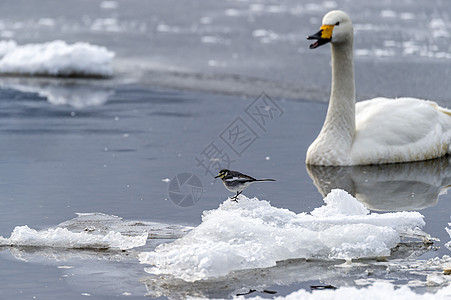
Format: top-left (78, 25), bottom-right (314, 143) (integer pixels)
top-left (322, 40), bottom-right (355, 147)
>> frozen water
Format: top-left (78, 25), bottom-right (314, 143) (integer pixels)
top-left (140, 189), bottom-right (426, 281)
top-left (0, 40), bottom-right (114, 77)
top-left (310, 189), bottom-right (369, 217)
top-left (245, 281), bottom-right (451, 300)
top-left (57, 212), bottom-right (193, 239)
top-left (0, 213), bottom-right (192, 250)
top-left (0, 40), bottom-right (17, 56)
top-left (0, 225), bottom-right (147, 250)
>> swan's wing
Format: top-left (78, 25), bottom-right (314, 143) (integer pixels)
top-left (352, 97), bottom-right (451, 164)
top-left (355, 98), bottom-right (441, 146)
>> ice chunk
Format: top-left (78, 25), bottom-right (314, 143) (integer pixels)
top-left (247, 281), bottom-right (451, 300)
top-left (0, 40), bottom-right (18, 57)
top-left (100, 1), bottom-right (118, 9)
top-left (426, 273), bottom-right (448, 286)
top-left (58, 212), bottom-right (192, 239)
top-left (442, 219), bottom-right (451, 251)
top-left (139, 189), bottom-right (426, 281)
top-left (311, 189), bottom-right (369, 217)
top-left (0, 40), bottom-right (114, 77)
top-left (0, 225), bottom-right (147, 250)
top-left (381, 10), bottom-right (396, 18)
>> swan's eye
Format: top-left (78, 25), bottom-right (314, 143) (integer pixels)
top-left (335, 22), bottom-right (340, 26)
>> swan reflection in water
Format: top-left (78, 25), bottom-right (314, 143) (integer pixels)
top-left (306, 156), bottom-right (451, 211)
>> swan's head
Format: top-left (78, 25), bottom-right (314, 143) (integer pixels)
top-left (307, 10), bottom-right (353, 49)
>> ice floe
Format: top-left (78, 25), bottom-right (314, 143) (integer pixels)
top-left (0, 225), bottom-right (146, 250)
top-left (139, 189), bottom-right (427, 281)
top-left (0, 40), bottom-right (114, 77)
top-left (100, 1), bottom-right (118, 10)
top-left (245, 281), bottom-right (451, 300)
top-left (0, 213), bottom-right (192, 250)
top-left (57, 212), bottom-right (192, 240)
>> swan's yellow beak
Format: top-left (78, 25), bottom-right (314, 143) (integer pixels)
top-left (307, 25), bottom-right (334, 49)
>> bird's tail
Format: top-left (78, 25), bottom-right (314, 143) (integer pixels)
top-left (255, 179), bottom-right (276, 182)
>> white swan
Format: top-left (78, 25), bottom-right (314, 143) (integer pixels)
top-left (305, 10), bottom-right (451, 166)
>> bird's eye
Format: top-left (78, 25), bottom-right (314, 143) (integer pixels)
top-left (335, 22), bottom-right (340, 26)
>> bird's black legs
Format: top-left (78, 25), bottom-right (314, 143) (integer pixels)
top-left (231, 191), bottom-right (241, 202)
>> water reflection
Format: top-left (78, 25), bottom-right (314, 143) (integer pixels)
top-left (306, 157), bottom-right (451, 211)
top-left (0, 246), bottom-right (148, 297)
top-left (0, 77), bottom-right (114, 108)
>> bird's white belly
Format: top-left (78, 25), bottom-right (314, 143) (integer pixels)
top-left (223, 181), bottom-right (252, 192)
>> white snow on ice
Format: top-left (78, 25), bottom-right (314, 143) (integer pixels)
top-left (139, 189), bottom-right (426, 281)
top-left (0, 40), bottom-right (114, 77)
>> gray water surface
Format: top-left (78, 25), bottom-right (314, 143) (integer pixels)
top-left (0, 82), bottom-right (450, 298)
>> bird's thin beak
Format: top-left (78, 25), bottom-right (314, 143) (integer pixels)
top-left (214, 175), bottom-right (220, 178)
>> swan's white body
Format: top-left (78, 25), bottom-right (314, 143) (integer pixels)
top-left (306, 10), bottom-right (451, 166)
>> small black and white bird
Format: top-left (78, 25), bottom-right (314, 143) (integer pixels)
top-left (215, 169), bottom-right (275, 201)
